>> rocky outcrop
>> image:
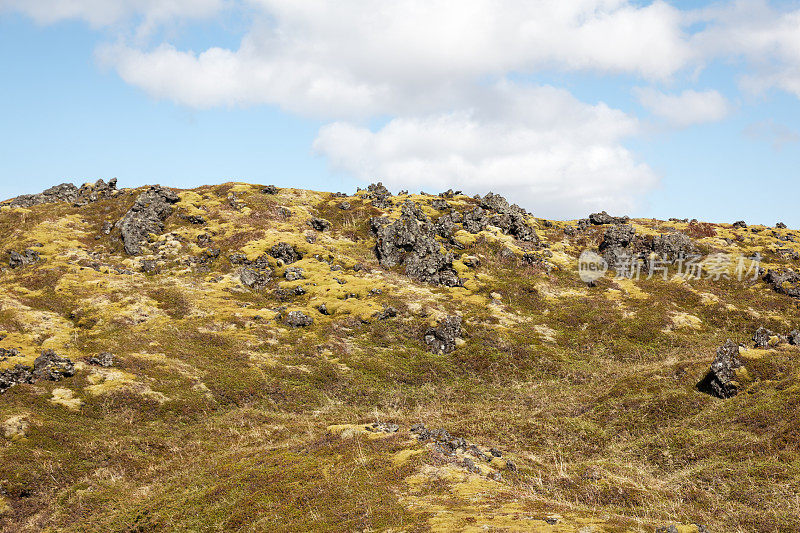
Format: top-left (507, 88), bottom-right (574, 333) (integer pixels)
top-left (116, 186), bottom-right (180, 255)
top-left (697, 340), bottom-right (743, 399)
top-left (364, 182), bottom-right (392, 208)
top-left (87, 352), bottom-right (114, 367)
top-left (373, 204), bottom-right (461, 287)
top-left (424, 316), bottom-right (462, 354)
top-left (240, 267), bottom-right (271, 290)
top-left (410, 423), bottom-right (517, 473)
top-left (308, 218), bottom-right (331, 232)
top-left (285, 311), bottom-right (313, 328)
top-left (32, 350), bottom-right (76, 381)
top-left (8, 249), bottom-right (40, 269)
top-left (763, 269), bottom-right (800, 298)
top-left (270, 242), bottom-right (302, 264)
top-left (0, 365), bottom-right (34, 394)
top-left (752, 326), bottom-right (787, 348)
top-left (589, 211), bottom-right (629, 225)
top-left (8, 179), bottom-right (118, 208)
top-left (650, 232), bottom-right (696, 261)
top-left (476, 192), bottom-right (539, 243)
top-left (598, 224), bottom-right (637, 264)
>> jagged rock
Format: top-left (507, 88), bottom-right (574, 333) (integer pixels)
top-left (434, 214), bottom-right (456, 238)
top-left (776, 222), bottom-right (787, 229)
top-left (74, 179), bottom-right (119, 205)
top-left (32, 350), bottom-right (75, 382)
top-left (753, 326), bottom-right (786, 348)
top-left (462, 207), bottom-right (489, 233)
top-left (9, 249), bottom-right (40, 269)
top-left (374, 306), bottom-right (398, 320)
top-left (338, 201), bottom-right (351, 210)
top-left (563, 225), bottom-right (576, 236)
top-left (270, 242), bottom-right (302, 264)
top-left (240, 267), bottom-right (271, 290)
top-left (589, 211), bottom-right (629, 225)
top-left (373, 208), bottom-right (461, 286)
top-left (732, 220), bottom-right (747, 229)
top-left (366, 422), bottom-right (399, 433)
top-left (650, 232), bottom-right (695, 261)
top-left (262, 185), bottom-right (279, 194)
top-left (0, 365), bottom-right (34, 394)
top-left (8, 179), bottom-right (118, 208)
top-left (285, 311), bottom-right (313, 327)
top-left (763, 269), bottom-right (800, 298)
top-left (87, 352), bottom-right (114, 367)
top-left (697, 340), bottom-right (743, 399)
top-left (432, 199), bottom-right (450, 211)
top-left (365, 182), bottom-right (392, 208)
top-left (599, 224), bottom-right (637, 264)
top-left (284, 267), bottom-right (304, 281)
top-left (308, 218), bottom-right (331, 232)
top-left (424, 315), bottom-right (462, 354)
top-left (116, 186), bottom-right (180, 255)
top-left (789, 330), bottom-right (800, 345)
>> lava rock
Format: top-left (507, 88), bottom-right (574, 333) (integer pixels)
top-left (732, 220), bottom-right (747, 229)
top-left (308, 218), bottom-right (331, 232)
top-left (374, 306), bottom-right (398, 320)
top-left (9, 249), bottom-right (40, 269)
top-left (589, 211), bottom-right (629, 225)
top-left (5, 180), bottom-right (114, 208)
top-left (650, 232), bottom-right (696, 261)
top-left (365, 182), bottom-right (392, 208)
top-left (32, 350), bottom-right (75, 382)
top-left (87, 352), bottom-right (114, 367)
top-left (697, 340), bottom-right (743, 399)
top-left (424, 315), bottom-right (462, 354)
top-left (270, 242), bottom-right (302, 264)
top-left (763, 268), bottom-right (800, 298)
top-left (338, 201), bottom-right (351, 210)
top-left (116, 186), bottom-right (180, 255)
top-left (284, 267), bottom-right (304, 281)
top-left (240, 267), bottom-right (271, 290)
top-left (752, 326), bottom-right (786, 348)
top-left (776, 222), bottom-right (787, 229)
top-left (374, 207), bottom-right (461, 286)
top-left (285, 311), bottom-right (313, 327)
top-left (462, 207), bottom-right (489, 234)
top-left (262, 185), bottom-right (279, 194)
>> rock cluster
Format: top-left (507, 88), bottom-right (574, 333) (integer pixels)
top-left (373, 203), bottom-right (461, 286)
top-left (424, 315), bottom-right (462, 354)
top-left (285, 310), bottom-right (313, 328)
top-left (308, 218), bottom-right (331, 232)
top-left (270, 242), bottom-right (302, 264)
top-left (763, 269), bottom-right (800, 298)
top-left (0, 350), bottom-right (75, 394)
top-left (116, 186), bottom-right (180, 255)
top-left (697, 340), bottom-right (743, 399)
top-left (87, 352), bottom-right (114, 367)
top-left (599, 224), bottom-right (696, 267)
top-left (364, 182), bottom-right (392, 208)
top-left (410, 423), bottom-right (516, 473)
top-left (7, 179), bottom-right (118, 208)
top-left (240, 267), bottom-right (271, 290)
top-left (8, 249), bottom-right (40, 269)
top-left (589, 211), bottom-right (629, 225)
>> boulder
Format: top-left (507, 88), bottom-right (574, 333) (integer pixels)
top-left (284, 267), bottom-right (304, 281)
top-left (308, 218), bottom-right (331, 232)
top-left (732, 220), bottom-right (747, 229)
top-left (462, 207), bottom-right (489, 233)
top-left (365, 182), bottom-right (392, 208)
top-left (285, 311), bottom-right (313, 328)
top-left (373, 207), bottom-right (461, 287)
top-left (697, 340), bottom-right (743, 399)
top-left (0, 365), bottom-right (34, 394)
top-left (8, 249), bottom-right (40, 269)
top-left (589, 211), bottom-right (629, 225)
top-left (116, 186), bottom-right (180, 255)
top-left (752, 326), bottom-right (786, 348)
top-left (32, 350), bottom-right (75, 382)
top-left (424, 316), bottom-right (462, 354)
top-left (650, 232), bottom-right (696, 261)
top-left (87, 352), bottom-right (114, 367)
top-left (262, 185), bottom-right (279, 194)
top-left (240, 267), bottom-right (271, 290)
top-left (763, 269), bottom-right (800, 298)
top-left (270, 242), bottom-right (302, 264)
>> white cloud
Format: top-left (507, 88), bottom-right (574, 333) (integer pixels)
top-left (99, 1), bottom-right (692, 115)
top-left (743, 119), bottom-right (799, 150)
top-left (691, 0), bottom-right (800, 98)
top-left (634, 88), bottom-right (731, 127)
top-left (0, 0), bottom-right (225, 28)
top-left (314, 82), bottom-right (657, 219)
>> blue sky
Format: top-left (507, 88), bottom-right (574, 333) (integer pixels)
top-left (1, 1), bottom-right (799, 226)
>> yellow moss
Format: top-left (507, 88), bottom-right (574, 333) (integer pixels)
top-left (2, 414), bottom-right (31, 441)
top-left (392, 449), bottom-right (426, 466)
top-left (326, 424), bottom-right (395, 440)
top-left (668, 312), bottom-right (703, 330)
top-left (51, 388), bottom-right (82, 411)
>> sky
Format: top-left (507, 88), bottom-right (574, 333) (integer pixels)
top-left (1, 1), bottom-right (799, 225)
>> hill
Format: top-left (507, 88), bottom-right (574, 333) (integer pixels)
top-left (1, 180), bottom-right (799, 532)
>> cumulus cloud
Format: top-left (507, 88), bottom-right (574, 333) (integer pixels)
top-left (314, 82), bottom-right (657, 219)
top-left (691, 0), bottom-right (800, 98)
top-left (99, 0), bottom-right (692, 115)
top-left (634, 88), bottom-right (731, 127)
top-left (0, 0), bottom-right (225, 28)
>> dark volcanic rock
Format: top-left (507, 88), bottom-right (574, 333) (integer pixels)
top-left (32, 350), bottom-right (75, 381)
top-left (116, 186), bottom-right (180, 255)
top-left (0, 365), bottom-right (34, 394)
top-left (589, 211), bottom-right (629, 225)
top-left (763, 268), bottom-right (800, 298)
top-left (270, 242), bottom-right (302, 264)
top-left (365, 182), bottom-right (392, 208)
top-left (284, 267), bottom-right (304, 281)
top-left (776, 222), bottom-right (787, 229)
top-left (697, 340), bottom-right (743, 399)
top-left (240, 267), bottom-right (271, 290)
top-left (9, 179), bottom-right (118, 208)
top-left (262, 185), bottom-right (279, 194)
top-left (9, 249), bottom-right (40, 269)
top-left (424, 315), bottom-right (462, 354)
top-left (87, 352), bottom-right (114, 367)
top-left (650, 232), bottom-right (695, 261)
top-left (373, 206), bottom-right (461, 286)
top-left (285, 311), bottom-right (313, 328)
top-left (732, 220), bottom-right (747, 229)
top-left (308, 218), bottom-right (331, 232)
top-left (752, 326), bottom-right (786, 348)
top-left (462, 207), bottom-right (489, 234)
top-left (598, 224), bottom-right (636, 264)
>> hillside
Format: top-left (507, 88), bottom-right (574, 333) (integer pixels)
top-left (1, 180), bottom-right (799, 532)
